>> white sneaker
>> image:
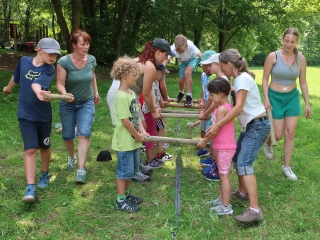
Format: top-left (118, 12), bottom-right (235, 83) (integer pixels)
top-left (187, 122), bottom-right (194, 134)
top-left (282, 165), bottom-right (297, 180)
top-left (264, 143), bottom-right (273, 160)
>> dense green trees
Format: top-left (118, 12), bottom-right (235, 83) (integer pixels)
top-left (1, 0), bottom-right (319, 65)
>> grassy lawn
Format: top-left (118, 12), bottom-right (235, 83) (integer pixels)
top-left (0, 59), bottom-right (319, 239)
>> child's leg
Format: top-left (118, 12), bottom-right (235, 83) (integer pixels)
top-left (39, 148), bottom-right (51, 172)
top-left (220, 174), bottom-right (231, 206)
top-left (24, 148), bottom-right (38, 184)
top-left (157, 127), bottom-right (164, 154)
top-left (184, 65), bottom-right (194, 95)
top-left (178, 77), bottom-right (185, 92)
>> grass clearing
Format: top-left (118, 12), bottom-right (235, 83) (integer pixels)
top-left (0, 60), bottom-right (320, 239)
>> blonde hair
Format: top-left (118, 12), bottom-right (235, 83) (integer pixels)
top-left (110, 56), bottom-right (140, 80)
top-left (283, 27), bottom-right (300, 67)
top-left (174, 34), bottom-right (187, 49)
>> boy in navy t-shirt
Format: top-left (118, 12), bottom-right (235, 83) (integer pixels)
top-left (3, 38), bottom-right (61, 203)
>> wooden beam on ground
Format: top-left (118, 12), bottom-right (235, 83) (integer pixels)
top-left (165, 103), bottom-right (201, 109)
top-left (144, 136), bottom-right (198, 145)
top-left (169, 97), bottom-right (199, 103)
top-left (43, 93), bottom-right (72, 100)
top-left (162, 109), bottom-right (199, 114)
top-left (160, 113), bottom-right (199, 119)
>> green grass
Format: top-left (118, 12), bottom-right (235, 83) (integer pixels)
top-left (0, 59), bottom-right (320, 239)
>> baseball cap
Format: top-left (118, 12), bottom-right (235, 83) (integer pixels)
top-left (152, 38), bottom-right (175, 57)
top-left (200, 53), bottom-right (220, 65)
top-left (200, 50), bottom-right (216, 64)
top-left (156, 64), bottom-right (170, 74)
top-left (96, 150), bottom-right (112, 162)
top-left (37, 38), bottom-right (61, 55)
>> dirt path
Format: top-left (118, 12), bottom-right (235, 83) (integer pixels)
top-left (0, 52), bottom-right (26, 73)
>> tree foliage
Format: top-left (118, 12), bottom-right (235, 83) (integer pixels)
top-left (1, 0), bottom-right (319, 65)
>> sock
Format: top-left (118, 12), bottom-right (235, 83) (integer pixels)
top-left (180, 90), bottom-right (184, 94)
top-left (238, 191), bottom-right (247, 196)
top-left (125, 190), bottom-right (129, 195)
top-left (157, 152), bottom-right (163, 157)
top-left (187, 93), bottom-right (192, 97)
top-left (250, 207), bottom-right (260, 213)
top-left (117, 194), bottom-right (126, 202)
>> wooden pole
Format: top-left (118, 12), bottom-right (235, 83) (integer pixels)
top-left (169, 97), bottom-right (199, 103)
top-left (43, 93), bottom-right (72, 100)
top-left (165, 103), bottom-right (201, 109)
top-left (267, 108), bottom-right (277, 146)
top-left (162, 109), bottom-right (199, 114)
top-left (12, 24), bottom-right (17, 51)
top-left (160, 113), bottom-right (199, 119)
top-left (144, 136), bottom-right (198, 145)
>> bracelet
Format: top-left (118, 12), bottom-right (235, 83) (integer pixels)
top-left (217, 122), bottom-right (222, 128)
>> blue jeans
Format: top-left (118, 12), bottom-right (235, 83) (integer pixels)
top-left (59, 100), bottom-right (95, 140)
top-left (233, 119), bottom-right (271, 175)
top-left (116, 149), bottom-right (140, 180)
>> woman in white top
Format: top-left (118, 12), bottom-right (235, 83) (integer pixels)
top-left (206, 49), bottom-right (270, 223)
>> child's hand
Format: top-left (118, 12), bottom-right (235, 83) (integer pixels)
top-left (3, 86), bottom-right (12, 95)
top-left (198, 112), bottom-right (207, 120)
top-left (135, 134), bottom-right (144, 143)
top-left (36, 90), bottom-right (51, 101)
top-left (197, 138), bottom-right (207, 149)
top-left (142, 133), bottom-right (150, 142)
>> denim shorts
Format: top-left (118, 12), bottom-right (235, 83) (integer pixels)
top-left (178, 57), bottom-right (199, 78)
top-left (59, 99), bottom-right (95, 140)
top-left (116, 149), bottom-right (140, 180)
top-left (18, 118), bottom-right (51, 151)
top-left (269, 87), bottom-right (301, 119)
top-left (233, 119), bottom-right (271, 176)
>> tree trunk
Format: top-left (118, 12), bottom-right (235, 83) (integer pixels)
top-left (52, 14), bottom-right (56, 39)
top-left (51, 0), bottom-right (71, 52)
top-left (71, 0), bottom-right (81, 33)
top-left (24, 2), bottom-right (31, 41)
top-left (113, 0), bottom-right (133, 59)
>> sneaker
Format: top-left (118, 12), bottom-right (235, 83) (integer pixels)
top-left (21, 185), bottom-right (36, 204)
top-left (176, 92), bottom-right (185, 103)
top-left (116, 199), bottom-right (139, 212)
top-left (206, 197), bottom-right (221, 207)
top-left (187, 122), bottom-right (194, 134)
top-left (126, 194), bottom-right (143, 204)
top-left (211, 203), bottom-right (233, 215)
top-left (196, 148), bottom-right (210, 158)
top-left (231, 190), bottom-right (249, 201)
top-left (184, 95), bottom-right (193, 107)
top-left (146, 158), bottom-right (163, 169)
top-left (140, 147), bottom-right (146, 153)
top-left (75, 168), bottom-right (86, 183)
top-left (38, 172), bottom-right (50, 188)
top-left (139, 163), bottom-right (153, 175)
top-left (157, 152), bottom-right (173, 162)
top-left (235, 208), bottom-right (263, 222)
top-left (282, 165), bottom-right (297, 180)
top-left (264, 143), bottom-right (273, 160)
top-left (132, 171), bottom-right (151, 182)
top-left (163, 142), bottom-right (169, 148)
top-left (200, 156), bottom-right (213, 167)
top-left (202, 163), bottom-right (217, 174)
top-left (67, 155), bottom-right (77, 170)
top-left (204, 169), bottom-right (220, 181)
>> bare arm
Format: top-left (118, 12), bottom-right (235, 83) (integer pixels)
top-left (159, 78), bottom-right (169, 102)
top-left (205, 89), bottom-right (247, 138)
top-left (298, 54), bottom-right (311, 118)
top-left (262, 52), bottom-right (276, 109)
top-left (31, 83), bottom-right (51, 101)
top-left (91, 69), bottom-right (100, 104)
top-left (3, 76), bottom-right (17, 95)
top-left (56, 64), bottom-right (74, 103)
top-left (199, 101), bottom-right (218, 120)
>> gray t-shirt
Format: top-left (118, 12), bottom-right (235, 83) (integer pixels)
top-left (58, 54), bottom-right (97, 103)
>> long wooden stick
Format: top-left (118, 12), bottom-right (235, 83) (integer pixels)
top-left (162, 109), bottom-right (199, 114)
top-left (267, 108), bottom-right (277, 146)
top-left (144, 136), bottom-right (198, 145)
top-left (43, 93), bottom-right (72, 100)
top-left (165, 103), bottom-right (201, 109)
top-left (160, 113), bottom-right (199, 119)
top-left (169, 97), bottom-right (199, 103)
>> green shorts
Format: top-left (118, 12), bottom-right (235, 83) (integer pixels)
top-left (178, 57), bottom-right (199, 78)
top-left (268, 87), bottom-right (301, 119)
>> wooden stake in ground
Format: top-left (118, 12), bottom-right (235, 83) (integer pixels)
top-left (267, 108), bottom-right (277, 146)
top-left (43, 93), bottom-right (72, 101)
top-left (160, 113), bottom-right (199, 119)
top-left (144, 136), bottom-right (198, 145)
top-left (165, 103), bottom-right (201, 109)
